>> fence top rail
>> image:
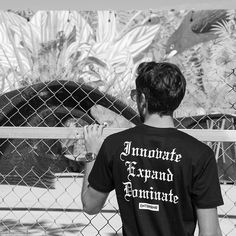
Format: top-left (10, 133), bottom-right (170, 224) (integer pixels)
top-left (0, 127), bottom-right (235, 142)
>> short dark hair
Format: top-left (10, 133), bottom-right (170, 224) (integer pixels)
top-left (135, 61), bottom-right (186, 116)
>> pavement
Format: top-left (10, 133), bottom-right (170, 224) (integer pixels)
top-left (0, 174), bottom-right (235, 235)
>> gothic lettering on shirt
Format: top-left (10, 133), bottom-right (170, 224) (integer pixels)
top-left (120, 141), bottom-right (182, 206)
top-left (125, 161), bottom-right (173, 183)
top-left (123, 181), bottom-right (179, 204)
top-left (120, 141), bottom-right (182, 163)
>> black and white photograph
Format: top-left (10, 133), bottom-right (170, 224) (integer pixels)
top-left (0, 1), bottom-right (235, 235)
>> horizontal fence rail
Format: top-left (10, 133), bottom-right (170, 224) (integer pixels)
top-left (0, 127), bottom-right (235, 141)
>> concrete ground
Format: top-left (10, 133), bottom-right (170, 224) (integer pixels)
top-left (0, 174), bottom-right (235, 236)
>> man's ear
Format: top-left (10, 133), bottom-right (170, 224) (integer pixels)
top-left (139, 93), bottom-right (147, 113)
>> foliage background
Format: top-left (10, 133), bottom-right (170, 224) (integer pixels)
top-left (0, 9), bottom-right (236, 118)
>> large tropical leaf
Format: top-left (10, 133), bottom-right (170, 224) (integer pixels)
top-left (96, 11), bottom-right (116, 43)
top-left (92, 24), bottom-right (160, 61)
top-left (0, 67), bottom-right (17, 93)
top-left (0, 44), bottom-right (29, 71)
top-left (30, 11), bottom-right (94, 44)
top-left (0, 10), bottom-right (161, 100)
top-left (0, 23), bottom-right (11, 44)
top-left (0, 11), bottom-right (28, 26)
top-left (112, 24), bottom-right (160, 58)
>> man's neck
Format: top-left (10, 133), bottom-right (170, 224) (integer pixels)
top-left (144, 113), bottom-right (175, 128)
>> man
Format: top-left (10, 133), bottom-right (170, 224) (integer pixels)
top-left (81, 62), bottom-right (223, 236)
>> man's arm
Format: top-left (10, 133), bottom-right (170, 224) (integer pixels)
top-left (197, 208), bottom-right (222, 236)
top-left (81, 159), bottom-right (109, 215)
top-left (81, 124), bottom-right (109, 215)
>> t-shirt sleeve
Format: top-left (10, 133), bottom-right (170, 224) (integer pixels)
top-left (192, 147), bottom-right (224, 208)
top-left (88, 138), bottom-right (114, 193)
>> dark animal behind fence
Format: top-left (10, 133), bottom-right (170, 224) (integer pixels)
top-left (0, 80), bottom-right (140, 189)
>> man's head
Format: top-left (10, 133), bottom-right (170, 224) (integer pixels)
top-left (133, 61), bottom-right (186, 121)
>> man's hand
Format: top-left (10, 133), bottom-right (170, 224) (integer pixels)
top-left (83, 123), bottom-right (107, 154)
top-left (81, 122), bottom-right (109, 215)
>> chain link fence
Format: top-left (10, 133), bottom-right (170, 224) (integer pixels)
top-left (0, 9), bottom-right (235, 236)
top-left (0, 80), bottom-right (134, 235)
top-left (0, 79), bottom-right (235, 236)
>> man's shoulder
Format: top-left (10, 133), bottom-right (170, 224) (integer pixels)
top-left (101, 126), bottom-right (139, 153)
top-left (176, 129), bottom-right (213, 154)
top-left (105, 125), bottom-right (138, 142)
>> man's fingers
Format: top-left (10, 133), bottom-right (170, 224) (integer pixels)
top-left (92, 124), bottom-right (99, 133)
top-left (83, 123), bottom-right (107, 154)
top-left (83, 125), bottom-right (88, 138)
top-left (97, 124), bottom-right (104, 136)
top-left (84, 123), bottom-right (107, 139)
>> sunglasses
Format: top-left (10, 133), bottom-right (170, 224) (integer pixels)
top-left (130, 89), bottom-right (137, 102)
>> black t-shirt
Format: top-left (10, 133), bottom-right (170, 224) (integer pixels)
top-left (88, 124), bottom-right (224, 236)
